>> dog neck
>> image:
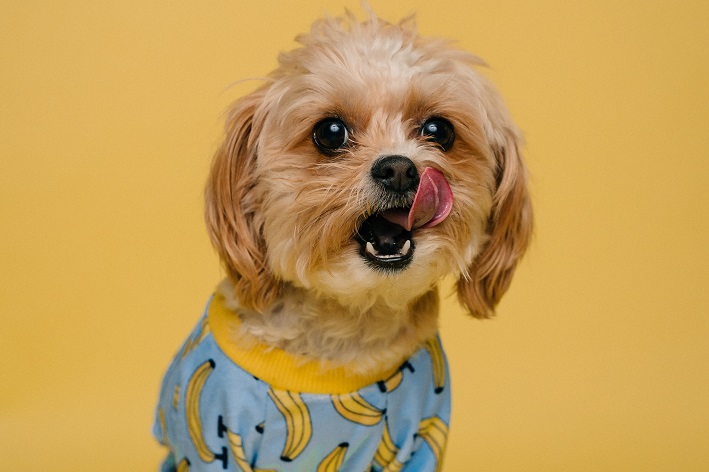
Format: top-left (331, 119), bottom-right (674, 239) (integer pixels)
top-left (217, 279), bottom-right (440, 376)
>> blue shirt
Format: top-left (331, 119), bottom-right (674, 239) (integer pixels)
top-left (154, 293), bottom-right (451, 471)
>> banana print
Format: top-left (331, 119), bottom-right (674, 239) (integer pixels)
top-left (156, 300), bottom-right (452, 472)
top-left (186, 359), bottom-right (216, 462)
top-left (181, 316), bottom-right (211, 359)
top-left (378, 360), bottom-right (416, 393)
top-left (373, 419), bottom-right (398, 469)
top-left (377, 369), bottom-right (403, 393)
top-left (176, 458), bottom-right (190, 472)
top-left (383, 457), bottom-right (405, 472)
top-left (332, 392), bottom-right (385, 426)
top-left (424, 338), bottom-right (446, 394)
top-left (157, 407), bottom-right (168, 445)
top-left (173, 385), bottom-right (180, 409)
top-left (225, 429), bottom-right (276, 472)
top-left (316, 442), bottom-right (349, 472)
top-left (268, 388), bottom-right (313, 461)
top-left (417, 416), bottom-right (449, 471)
top-left (226, 430), bottom-right (251, 471)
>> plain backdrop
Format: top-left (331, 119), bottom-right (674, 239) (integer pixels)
top-left (1, 0), bottom-right (707, 470)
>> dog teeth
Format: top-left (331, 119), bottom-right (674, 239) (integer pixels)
top-left (365, 239), bottom-right (412, 259)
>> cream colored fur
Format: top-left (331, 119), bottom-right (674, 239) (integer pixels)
top-left (205, 11), bottom-right (532, 376)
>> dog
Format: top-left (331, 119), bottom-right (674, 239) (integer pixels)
top-left (154, 10), bottom-right (532, 472)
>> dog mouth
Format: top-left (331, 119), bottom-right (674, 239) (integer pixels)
top-left (356, 210), bottom-right (415, 270)
top-left (355, 167), bottom-right (454, 271)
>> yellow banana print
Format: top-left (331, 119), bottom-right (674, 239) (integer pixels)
top-left (417, 416), bottom-right (448, 471)
top-left (373, 419), bottom-right (399, 469)
top-left (332, 392), bottom-right (385, 426)
top-left (157, 407), bottom-right (168, 445)
top-left (180, 337), bottom-right (193, 358)
top-left (378, 369), bottom-right (403, 393)
top-left (383, 458), bottom-right (405, 472)
top-left (268, 388), bottom-right (312, 461)
top-left (226, 430), bottom-right (251, 471)
top-left (378, 361), bottom-right (415, 393)
top-left (186, 359), bottom-right (216, 462)
top-left (424, 338), bottom-right (445, 394)
top-left (316, 442), bottom-right (349, 472)
top-left (173, 385), bottom-right (180, 409)
top-left (181, 316), bottom-right (211, 358)
top-left (176, 458), bottom-right (190, 472)
top-left (225, 430), bottom-right (275, 472)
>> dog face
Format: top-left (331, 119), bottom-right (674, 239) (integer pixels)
top-left (205, 13), bottom-right (532, 316)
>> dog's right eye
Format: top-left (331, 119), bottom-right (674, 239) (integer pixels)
top-left (313, 118), bottom-right (349, 154)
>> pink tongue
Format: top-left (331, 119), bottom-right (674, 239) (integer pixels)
top-left (381, 167), bottom-right (453, 231)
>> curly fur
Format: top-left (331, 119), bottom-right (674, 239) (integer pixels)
top-left (205, 11), bottom-right (532, 375)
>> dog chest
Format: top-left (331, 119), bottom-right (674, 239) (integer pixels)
top-left (154, 296), bottom-right (451, 471)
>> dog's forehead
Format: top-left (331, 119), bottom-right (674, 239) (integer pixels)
top-left (263, 19), bottom-right (490, 145)
top-left (277, 39), bottom-right (455, 119)
top-left (277, 21), bottom-right (448, 95)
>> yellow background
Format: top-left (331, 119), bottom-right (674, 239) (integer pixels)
top-left (1, 0), bottom-right (707, 470)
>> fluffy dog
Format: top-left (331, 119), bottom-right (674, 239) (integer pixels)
top-left (155, 10), bottom-right (532, 472)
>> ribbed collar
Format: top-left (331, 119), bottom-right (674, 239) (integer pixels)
top-left (208, 292), bottom-right (402, 394)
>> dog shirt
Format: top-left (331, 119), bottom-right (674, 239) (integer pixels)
top-left (154, 293), bottom-right (451, 472)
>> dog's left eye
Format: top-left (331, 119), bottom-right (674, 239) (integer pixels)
top-left (313, 118), bottom-right (349, 154)
top-left (421, 118), bottom-right (455, 151)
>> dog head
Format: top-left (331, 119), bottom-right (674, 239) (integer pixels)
top-left (205, 12), bottom-right (532, 317)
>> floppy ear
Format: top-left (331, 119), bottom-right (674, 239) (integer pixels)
top-left (457, 127), bottom-right (533, 318)
top-left (204, 87), bottom-right (280, 311)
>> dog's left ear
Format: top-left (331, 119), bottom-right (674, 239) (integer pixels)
top-left (457, 126), bottom-right (533, 318)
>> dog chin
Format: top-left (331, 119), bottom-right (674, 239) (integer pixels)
top-left (299, 237), bottom-right (458, 311)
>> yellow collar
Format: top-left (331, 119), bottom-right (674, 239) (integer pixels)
top-left (208, 293), bottom-right (401, 394)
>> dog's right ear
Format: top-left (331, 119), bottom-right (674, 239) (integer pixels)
top-left (204, 87), bottom-right (280, 311)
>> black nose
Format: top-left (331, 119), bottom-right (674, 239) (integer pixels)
top-left (371, 155), bottom-right (420, 194)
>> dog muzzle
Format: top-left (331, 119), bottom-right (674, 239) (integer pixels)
top-left (356, 167), bottom-right (453, 270)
